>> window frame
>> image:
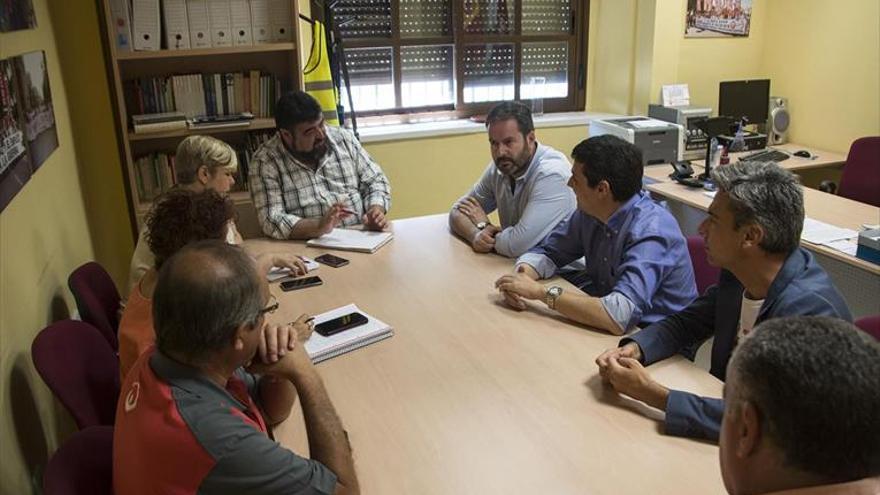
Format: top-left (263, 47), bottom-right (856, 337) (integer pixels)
top-left (336, 0), bottom-right (589, 119)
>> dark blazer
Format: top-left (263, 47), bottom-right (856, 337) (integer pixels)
top-left (622, 247), bottom-right (852, 441)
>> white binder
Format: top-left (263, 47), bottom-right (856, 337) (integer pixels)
top-left (229, 0), bottom-right (254, 46)
top-left (108, 0), bottom-right (133, 52)
top-left (132, 0), bottom-right (161, 51)
top-left (249, 0), bottom-right (271, 44)
top-left (186, 0), bottom-right (212, 48)
top-left (162, 0), bottom-right (191, 50)
top-left (208, 0), bottom-right (233, 47)
top-left (268, 0), bottom-right (292, 42)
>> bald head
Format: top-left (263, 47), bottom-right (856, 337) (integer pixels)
top-left (153, 240), bottom-right (264, 363)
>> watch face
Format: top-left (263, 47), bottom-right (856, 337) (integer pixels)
top-left (548, 286), bottom-right (563, 297)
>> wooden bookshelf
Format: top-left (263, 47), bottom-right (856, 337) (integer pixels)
top-left (98, 0), bottom-right (305, 235)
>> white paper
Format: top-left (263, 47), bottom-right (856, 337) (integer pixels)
top-left (267, 256), bottom-right (319, 281)
top-left (305, 304), bottom-right (393, 363)
top-left (801, 218), bottom-right (858, 245)
top-left (703, 190), bottom-right (717, 198)
top-left (306, 228), bottom-right (393, 253)
top-left (629, 120), bottom-right (670, 129)
top-left (662, 84), bottom-right (690, 107)
top-left (822, 239), bottom-right (859, 256)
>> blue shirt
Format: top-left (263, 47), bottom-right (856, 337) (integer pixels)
top-left (517, 190), bottom-right (698, 331)
top-left (468, 143), bottom-right (576, 257)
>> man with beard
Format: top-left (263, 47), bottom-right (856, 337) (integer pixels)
top-left (449, 101), bottom-right (576, 257)
top-left (495, 135), bottom-right (697, 335)
top-left (249, 91), bottom-right (391, 240)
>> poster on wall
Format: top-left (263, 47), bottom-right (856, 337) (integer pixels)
top-left (685, 0), bottom-right (752, 38)
top-left (13, 51), bottom-right (58, 171)
top-left (0, 58), bottom-right (32, 212)
top-left (0, 50), bottom-right (58, 213)
top-left (0, 0), bottom-right (37, 32)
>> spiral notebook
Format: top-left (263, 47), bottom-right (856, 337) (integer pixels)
top-left (306, 228), bottom-right (393, 254)
top-left (305, 304), bottom-right (393, 363)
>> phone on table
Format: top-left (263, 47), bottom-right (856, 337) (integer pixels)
top-left (315, 312), bottom-right (368, 336)
top-left (280, 276), bottom-right (323, 292)
top-left (314, 253), bottom-right (350, 268)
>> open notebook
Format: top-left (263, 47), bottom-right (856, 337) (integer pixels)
top-left (305, 304), bottom-right (393, 363)
top-left (306, 229), bottom-right (393, 254)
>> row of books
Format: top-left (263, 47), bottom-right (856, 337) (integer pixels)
top-left (112, 0), bottom-right (294, 52)
top-left (134, 130), bottom-right (274, 202)
top-left (124, 71), bottom-right (282, 120)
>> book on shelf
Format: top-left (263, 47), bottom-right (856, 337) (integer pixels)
top-left (112, 0), bottom-right (292, 51)
top-left (124, 71), bottom-right (281, 121)
top-left (131, 112), bottom-right (187, 134)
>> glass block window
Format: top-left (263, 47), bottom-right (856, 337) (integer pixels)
top-left (400, 0), bottom-right (452, 37)
top-left (463, 44), bottom-right (515, 103)
top-left (520, 42), bottom-right (568, 99)
top-left (522, 0), bottom-right (572, 34)
top-left (335, 0), bottom-right (392, 39)
top-left (401, 45), bottom-right (455, 107)
top-left (340, 47), bottom-right (395, 111)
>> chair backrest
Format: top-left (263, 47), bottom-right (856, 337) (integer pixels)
top-left (68, 262), bottom-right (121, 350)
top-left (686, 235), bottom-right (721, 296)
top-left (855, 315), bottom-right (880, 341)
top-left (43, 426), bottom-right (113, 495)
top-left (32, 320), bottom-right (120, 429)
top-left (839, 136), bottom-right (880, 208)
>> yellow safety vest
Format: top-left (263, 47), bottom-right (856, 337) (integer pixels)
top-left (303, 21), bottom-right (340, 126)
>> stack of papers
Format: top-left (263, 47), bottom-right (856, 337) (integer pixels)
top-left (267, 256), bottom-right (319, 282)
top-left (305, 304), bottom-right (393, 363)
top-left (306, 228), bottom-right (393, 254)
top-left (800, 218), bottom-right (859, 256)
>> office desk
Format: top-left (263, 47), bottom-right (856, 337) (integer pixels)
top-left (246, 215), bottom-right (725, 495)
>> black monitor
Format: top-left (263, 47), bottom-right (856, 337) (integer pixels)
top-left (718, 79), bottom-right (770, 125)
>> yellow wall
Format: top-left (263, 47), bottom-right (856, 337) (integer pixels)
top-left (761, 0), bottom-right (880, 153)
top-left (0, 0), bottom-right (98, 492)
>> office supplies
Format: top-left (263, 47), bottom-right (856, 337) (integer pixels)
top-left (590, 117), bottom-right (682, 165)
top-left (162, 0), bottom-right (191, 50)
top-left (267, 256), bottom-right (319, 282)
top-left (131, 112), bottom-right (187, 134)
top-left (132, 0), bottom-right (160, 51)
top-left (186, 0), bottom-right (211, 48)
top-left (801, 218), bottom-right (858, 245)
top-left (249, 0), bottom-right (271, 43)
top-left (208, 0), bottom-right (232, 47)
top-left (305, 304), bottom-right (393, 363)
top-left (648, 104), bottom-right (712, 160)
top-left (306, 228), bottom-right (394, 254)
top-left (269, 0), bottom-right (293, 41)
top-left (739, 149), bottom-right (790, 163)
top-left (108, 0), bottom-right (133, 51)
top-left (856, 229), bottom-right (880, 265)
top-left (229, 0), bottom-right (254, 46)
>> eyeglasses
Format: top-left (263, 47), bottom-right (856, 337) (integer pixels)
top-left (257, 294), bottom-right (279, 317)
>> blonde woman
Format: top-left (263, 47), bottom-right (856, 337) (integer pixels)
top-left (128, 135), bottom-right (306, 294)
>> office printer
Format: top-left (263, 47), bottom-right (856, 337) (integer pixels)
top-left (590, 117), bottom-right (682, 165)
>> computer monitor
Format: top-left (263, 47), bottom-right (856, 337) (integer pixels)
top-left (718, 79), bottom-right (770, 125)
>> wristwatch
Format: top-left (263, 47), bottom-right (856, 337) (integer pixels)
top-left (475, 220), bottom-right (490, 230)
top-left (545, 286), bottom-right (563, 309)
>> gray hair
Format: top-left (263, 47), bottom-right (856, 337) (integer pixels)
top-left (153, 240), bottom-right (263, 363)
top-left (711, 161), bottom-right (804, 254)
top-left (729, 316), bottom-right (880, 482)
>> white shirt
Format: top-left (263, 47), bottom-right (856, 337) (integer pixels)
top-left (737, 291), bottom-right (765, 343)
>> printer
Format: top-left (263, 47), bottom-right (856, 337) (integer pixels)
top-left (590, 116), bottom-right (682, 166)
top-left (648, 104), bottom-right (712, 160)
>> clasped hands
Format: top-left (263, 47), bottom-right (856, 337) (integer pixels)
top-left (595, 343), bottom-right (669, 411)
top-left (247, 314), bottom-right (315, 375)
top-left (318, 203), bottom-right (387, 236)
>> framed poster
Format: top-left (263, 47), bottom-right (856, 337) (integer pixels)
top-left (0, 0), bottom-right (37, 32)
top-left (0, 58), bottom-right (32, 212)
top-left (685, 0), bottom-right (752, 38)
top-left (13, 50), bottom-right (58, 171)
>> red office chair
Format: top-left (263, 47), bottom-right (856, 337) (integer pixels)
top-left (32, 320), bottom-right (120, 429)
top-left (687, 236), bottom-right (721, 296)
top-left (819, 137), bottom-right (880, 207)
top-left (68, 262), bottom-right (121, 350)
top-left (855, 315), bottom-right (880, 341)
top-left (43, 426), bottom-right (113, 495)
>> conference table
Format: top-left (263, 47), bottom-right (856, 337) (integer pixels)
top-left (246, 215), bottom-right (725, 495)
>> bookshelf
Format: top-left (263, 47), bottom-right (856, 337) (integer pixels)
top-left (98, 0), bottom-right (305, 237)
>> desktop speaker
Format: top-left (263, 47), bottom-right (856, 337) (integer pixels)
top-left (768, 96), bottom-right (789, 145)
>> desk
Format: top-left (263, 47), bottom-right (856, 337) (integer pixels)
top-left (247, 215), bottom-right (725, 495)
top-left (645, 180), bottom-right (880, 316)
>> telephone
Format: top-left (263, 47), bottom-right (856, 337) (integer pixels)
top-left (670, 160), bottom-right (695, 180)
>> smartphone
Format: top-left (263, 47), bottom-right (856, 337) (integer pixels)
top-left (280, 276), bottom-right (323, 292)
top-left (315, 253), bottom-right (349, 268)
top-left (315, 312), bottom-right (369, 336)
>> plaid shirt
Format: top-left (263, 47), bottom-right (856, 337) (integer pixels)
top-left (249, 126), bottom-right (392, 239)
